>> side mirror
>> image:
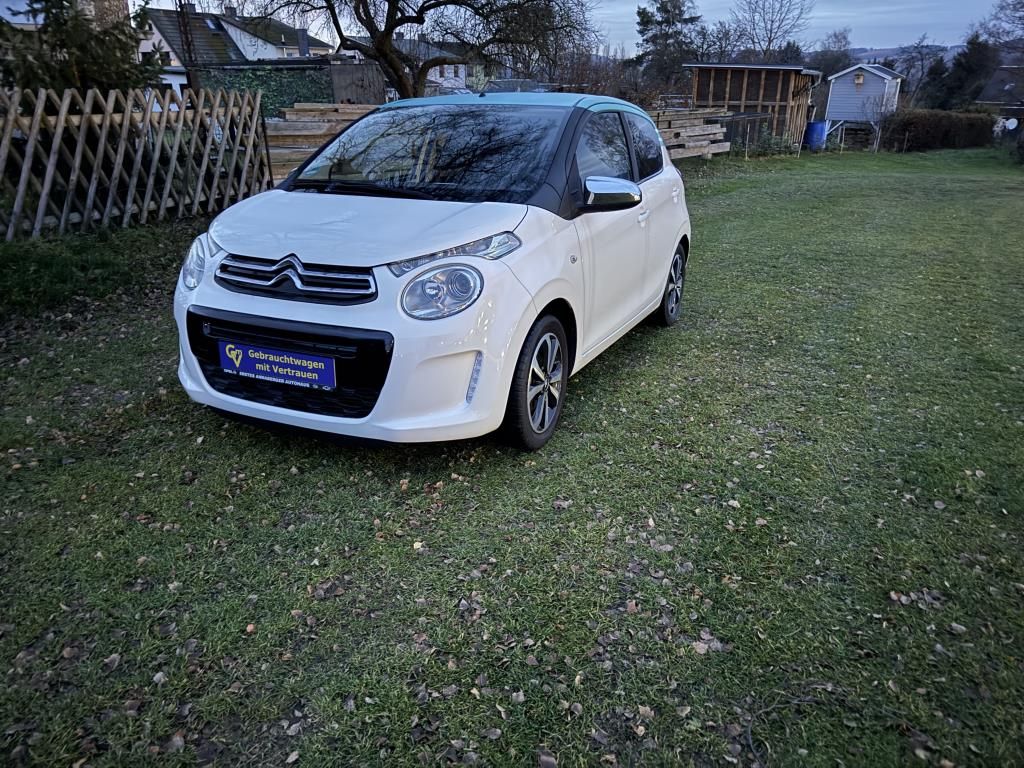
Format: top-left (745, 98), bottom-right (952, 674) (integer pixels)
top-left (581, 176), bottom-right (642, 212)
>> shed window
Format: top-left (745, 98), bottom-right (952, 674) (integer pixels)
top-left (854, 72), bottom-right (865, 88)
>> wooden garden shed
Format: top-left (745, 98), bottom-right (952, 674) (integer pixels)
top-left (686, 63), bottom-right (822, 145)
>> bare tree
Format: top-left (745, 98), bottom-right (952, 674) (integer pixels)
top-left (493, 0), bottom-right (602, 81)
top-left (897, 34), bottom-right (943, 106)
top-left (253, 0), bottom-right (598, 98)
top-left (980, 0), bottom-right (1024, 57)
top-left (691, 19), bottom-right (742, 62)
top-left (808, 27), bottom-right (854, 77)
top-left (730, 0), bottom-right (814, 62)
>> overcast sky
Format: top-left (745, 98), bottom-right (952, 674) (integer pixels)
top-left (596, 0), bottom-right (998, 53)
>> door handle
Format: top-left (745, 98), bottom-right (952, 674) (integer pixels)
top-left (637, 210), bottom-right (651, 225)
top-left (671, 187), bottom-right (680, 203)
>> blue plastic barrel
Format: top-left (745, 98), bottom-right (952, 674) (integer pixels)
top-left (804, 121), bottom-right (827, 151)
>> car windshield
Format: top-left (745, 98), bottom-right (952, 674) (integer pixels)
top-left (293, 104), bottom-right (570, 204)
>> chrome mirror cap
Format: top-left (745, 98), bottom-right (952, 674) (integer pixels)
top-left (582, 176), bottom-right (642, 212)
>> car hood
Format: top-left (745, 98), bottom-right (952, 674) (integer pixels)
top-left (208, 190), bottom-right (529, 267)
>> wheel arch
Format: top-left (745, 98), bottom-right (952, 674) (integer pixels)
top-left (536, 298), bottom-right (578, 377)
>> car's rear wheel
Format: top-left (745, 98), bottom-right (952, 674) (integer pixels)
top-left (654, 243), bottom-right (686, 327)
top-left (503, 315), bottom-right (568, 450)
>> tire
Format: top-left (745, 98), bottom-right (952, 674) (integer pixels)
top-left (653, 243), bottom-right (687, 327)
top-left (503, 315), bottom-right (568, 450)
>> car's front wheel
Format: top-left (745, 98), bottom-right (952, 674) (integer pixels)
top-left (503, 315), bottom-right (568, 450)
top-left (653, 243), bottom-right (686, 327)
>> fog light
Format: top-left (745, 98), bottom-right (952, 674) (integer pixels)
top-left (466, 352), bottom-right (483, 403)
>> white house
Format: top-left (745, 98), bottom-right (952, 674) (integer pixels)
top-left (140, 5), bottom-right (332, 95)
top-left (825, 63), bottom-right (904, 135)
top-left (218, 7), bottom-right (333, 60)
top-left (348, 35), bottom-right (469, 93)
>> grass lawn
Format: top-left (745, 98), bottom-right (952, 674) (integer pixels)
top-left (2, 149), bottom-right (1023, 767)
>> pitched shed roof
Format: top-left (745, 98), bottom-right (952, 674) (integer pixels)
top-left (147, 8), bottom-right (246, 65)
top-left (977, 65), bottom-right (1024, 106)
top-left (684, 62), bottom-right (822, 77)
top-left (223, 16), bottom-right (331, 50)
top-left (865, 63), bottom-right (904, 79)
top-left (828, 63), bottom-right (905, 82)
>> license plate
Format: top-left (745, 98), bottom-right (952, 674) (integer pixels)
top-left (218, 341), bottom-right (336, 391)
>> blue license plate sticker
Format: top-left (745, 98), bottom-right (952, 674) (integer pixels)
top-left (218, 342), bottom-right (336, 390)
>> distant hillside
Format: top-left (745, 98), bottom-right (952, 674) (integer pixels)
top-left (850, 45), bottom-right (965, 65)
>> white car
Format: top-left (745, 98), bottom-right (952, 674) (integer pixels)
top-left (175, 93), bottom-right (691, 449)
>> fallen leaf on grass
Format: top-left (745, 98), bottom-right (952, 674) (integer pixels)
top-left (102, 653), bottom-right (121, 673)
top-left (164, 731), bottom-right (185, 753)
top-left (285, 750), bottom-right (300, 764)
top-left (538, 748), bottom-right (557, 767)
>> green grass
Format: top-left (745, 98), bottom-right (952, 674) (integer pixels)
top-left (2, 149), bottom-right (1023, 766)
top-left (0, 221), bottom-right (209, 318)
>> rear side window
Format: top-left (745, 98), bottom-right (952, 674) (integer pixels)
top-left (626, 113), bottom-right (664, 180)
top-left (575, 112), bottom-right (631, 182)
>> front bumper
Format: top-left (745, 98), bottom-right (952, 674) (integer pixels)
top-left (174, 260), bottom-right (537, 442)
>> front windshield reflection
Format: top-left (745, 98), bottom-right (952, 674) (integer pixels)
top-left (297, 104), bottom-right (570, 204)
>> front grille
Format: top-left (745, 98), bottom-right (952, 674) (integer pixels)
top-left (216, 254), bottom-right (377, 305)
top-left (187, 306), bottom-right (393, 419)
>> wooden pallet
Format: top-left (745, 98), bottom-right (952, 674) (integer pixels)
top-left (655, 109), bottom-right (731, 159)
top-left (269, 102), bottom-right (732, 178)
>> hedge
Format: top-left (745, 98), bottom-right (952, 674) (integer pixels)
top-left (193, 65), bottom-right (333, 118)
top-left (881, 109), bottom-right (996, 152)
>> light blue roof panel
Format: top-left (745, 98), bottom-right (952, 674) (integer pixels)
top-left (378, 92), bottom-right (649, 117)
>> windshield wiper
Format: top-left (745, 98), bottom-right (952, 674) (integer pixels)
top-left (290, 178), bottom-right (438, 200)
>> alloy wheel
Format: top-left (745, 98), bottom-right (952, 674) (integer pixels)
top-left (666, 250), bottom-right (684, 318)
top-left (526, 332), bottom-right (563, 434)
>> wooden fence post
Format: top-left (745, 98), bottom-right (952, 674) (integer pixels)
top-left (0, 87), bottom-right (270, 238)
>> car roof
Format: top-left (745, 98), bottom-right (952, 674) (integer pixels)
top-left (378, 92), bottom-right (650, 119)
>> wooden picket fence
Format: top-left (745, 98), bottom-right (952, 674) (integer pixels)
top-left (0, 87), bottom-right (273, 240)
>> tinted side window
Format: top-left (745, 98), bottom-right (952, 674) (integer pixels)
top-left (626, 113), bottom-right (663, 180)
top-left (575, 112), bottom-right (631, 182)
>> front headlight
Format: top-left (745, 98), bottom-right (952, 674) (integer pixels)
top-left (181, 235), bottom-right (209, 290)
top-left (181, 233), bottom-right (223, 290)
top-left (387, 232), bottom-right (521, 276)
top-left (401, 264), bottom-right (483, 320)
